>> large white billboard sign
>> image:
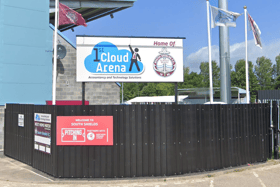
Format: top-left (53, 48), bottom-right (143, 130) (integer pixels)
top-left (76, 36), bottom-right (184, 82)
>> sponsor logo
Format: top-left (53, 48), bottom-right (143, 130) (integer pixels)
top-left (35, 114), bottom-right (40, 121)
top-left (84, 42), bottom-right (144, 74)
top-left (61, 128), bottom-right (86, 142)
top-left (87, 132), bottom-right (95, 141)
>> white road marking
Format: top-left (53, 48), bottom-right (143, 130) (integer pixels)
top-left (210, 180), bottom-right (214, 187)
top-left (4, 159), bottom-right (53, 182)
top-left (253, 172), bottom-right (266, 187)
top-left (191, 179), bottom-right (207, 183)
top-left (255, 163), bottom-right (280, 171)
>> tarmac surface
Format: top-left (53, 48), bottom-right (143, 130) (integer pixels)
top-left (1, 151), bottom-right (280, 187)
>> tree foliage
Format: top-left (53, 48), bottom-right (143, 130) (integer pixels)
top-left (272, 54), bottom-right (280, 80)
top-left (231, 59), bottom-right (260, 102)
top-left (274, 75), bottom-right (280, 90)
top-left (255, 56), bottom-right (273, 90)
top-left (199, 61), bottom-right (220, 87)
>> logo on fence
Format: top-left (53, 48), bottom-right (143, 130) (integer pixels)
top-left (61, 128), bottom-right (86, 142)
top-left (35, 114), bottom-right (40, 121)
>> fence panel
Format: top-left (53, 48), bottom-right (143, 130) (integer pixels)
top-left (4, 103), bottom-right (271, 178)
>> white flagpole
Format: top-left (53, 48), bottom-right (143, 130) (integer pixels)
top-left (52, 0), bottom-right (59, 105)
top-left (206, 0), bottom-right (213, 103)
top-left (244, 6), bottom-right (249, 104)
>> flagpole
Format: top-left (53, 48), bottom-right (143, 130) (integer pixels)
top-left (206, 0), bottom-right (213, 103)
top-left (244, 6), bottom-right (249, 104)
top-left (52, 0), bottom-right (59, 105)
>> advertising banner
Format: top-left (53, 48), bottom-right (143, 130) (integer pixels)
top-left (76, 36), bottom-right (184, 82)
top-left (56, 116), bottom-right (113, 146)
top-left (34, 113), bottom-right (51, 154)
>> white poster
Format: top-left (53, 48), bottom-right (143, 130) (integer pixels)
top-left (34, 113), bottom-right (51, 154)
top-left (34, 113), bottom-right (51, 123)
top-left (76, 36), bottom-right (184, 82)
top-left (18, 114), bottom-right (24, 127)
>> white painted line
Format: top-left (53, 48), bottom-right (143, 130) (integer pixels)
top-left (255, 163), bottom-right (280, 171)
top-left (4, 159), bottom-right (53, 182)
top-left (253, 172), bottom-right (258, 178)
top-left (210, 180), bottom-right (214, 187)
top-left (253, 172), bottom-right (266, 187)
top-left (107, 128), bottom-right (108, 142)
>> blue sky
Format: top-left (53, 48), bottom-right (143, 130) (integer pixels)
top-left (64, 0), bottom-right (280, 72)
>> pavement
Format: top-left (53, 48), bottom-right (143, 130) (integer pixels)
top-left (1, 151), bottom-right (280, 187)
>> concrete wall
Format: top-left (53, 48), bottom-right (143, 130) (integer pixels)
top-left (0, 0), bottom-right (53, 105)
top-left (55, 31), bottom-right (120, 104)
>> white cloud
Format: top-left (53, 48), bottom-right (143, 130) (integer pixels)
top-left (186, 39), bottom-right (280, 72)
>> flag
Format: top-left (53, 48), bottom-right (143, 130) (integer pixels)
top-left (247, 13), bottom-right (262, 49)
top-left (59, 3), bottom-right (87, 27)
top-left (210, 6), bottom-right (241, 28)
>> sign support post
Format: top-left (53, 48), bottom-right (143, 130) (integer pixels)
top-left (52, 0), bottom-right (59, 105)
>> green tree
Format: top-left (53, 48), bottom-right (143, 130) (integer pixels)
top-left (183, 66), bottom-right (190, 75)
top-left (199, 61), bottom-right (220, 87)
top-left (254, 56), bottom-right (273, 90)
top-left (272, 54), bottom-right (280, 80)
top-left (121, 83), bottom-right (138, 101)
top-left (231, 59), bottom-right (260, 102)
top-left (179, 72), bottom-right (204, 89)
top-left (121, 66), bottom-right (205, 101)
top-left (274, 75), bottom-right (280, 90)
top-left (156, 83), bottom-right (174, 96)
top-left (139, 83), bottom-right (157, 97)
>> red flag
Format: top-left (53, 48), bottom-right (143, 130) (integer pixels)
top-left (248, 13), bottom-right (262, 49)
top-left (59, 3), bottom-right (87, 27)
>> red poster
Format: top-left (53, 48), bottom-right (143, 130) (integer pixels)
top-left (56, 116), bottom-right (113, 146)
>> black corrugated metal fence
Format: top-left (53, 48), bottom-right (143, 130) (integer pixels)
top-left (4, 104), bottom-right (271, 178)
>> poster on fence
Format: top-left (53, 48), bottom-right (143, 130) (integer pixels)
top-left (34, 113), bottom-right (52, 154)
top-left (18, 114), bottom-right (24, 127)
top-left (56, 116), bottom-right (113, 146)
top-left (76, 36), bottom-right (185, 82)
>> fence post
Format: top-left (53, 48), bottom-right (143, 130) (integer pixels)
top-left (273, 101), bottom-right (279, 159)
top-left (269, 101), bottom-right (273, 159)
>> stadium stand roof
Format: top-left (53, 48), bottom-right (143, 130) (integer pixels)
top-left (49, 0), bottom-right (136, 32)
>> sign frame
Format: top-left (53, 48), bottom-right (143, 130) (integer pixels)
top-left (56, 116), bottom-right (113, 146)
top-left (34, 113), bottom-right (52, 154)
top-left (76, 36), bottom-right (185, 83)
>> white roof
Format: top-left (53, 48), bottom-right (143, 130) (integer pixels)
top-left (125, 95), bottom-right (188, 104)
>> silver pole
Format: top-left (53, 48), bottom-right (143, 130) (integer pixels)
top-left (219, 0), bottom-right (231, 104)
top-left (122, 83), bottom-right (124, 103)
top-left (271, 100), bottom-right (274, 152)
top-left (276, 100), bottom-right (280, 147)
top-left (52, 0), bottom-right (59, 105)
top-left (206, 0), bottom-right (214, 104)
top-left (244, 6), bottom-right (250, 104)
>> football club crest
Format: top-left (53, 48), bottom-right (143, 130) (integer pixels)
top-left (153, 48), bottom-right (176, 77)
top-left (66, 12), bottom-right (78, 23)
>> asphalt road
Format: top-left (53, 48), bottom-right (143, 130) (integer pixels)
top-left (1, 151), bottom-right (280, 187)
